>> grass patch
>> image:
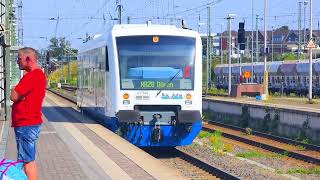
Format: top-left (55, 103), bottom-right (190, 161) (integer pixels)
top-left (191, 142), bottom-right (201, 148)
top-left (282, 151), bottom-right (289, 157)
top-left (301, 138), bottom-right (310, 144)
top-left (306, 100), bottom-right (318, 104)
top-left (236, 150), bottom-right (285, 159)
top-left (268, 153), bottom-right (287, 159)
top-left (197, 131), bottom-right (212, 139)
top-left (296, 145), bottom-right (306, 151)
top-left (197, 130), bottom-right (235, 154)
top-left (210, 131), bottom-right (224, 153)
top-left (236, 151), bottom-right (266, 158)
top-left (287, 167), bottom-right (320, 175)
top-left (245, 128), bottom-right (253, 135)
top-left (204, 88), bottom-right (228, 96)
top-left (223, 143), bottom-right (234, 153)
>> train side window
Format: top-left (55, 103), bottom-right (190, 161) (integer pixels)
top-left (105, 47), bottom-right (109, 71)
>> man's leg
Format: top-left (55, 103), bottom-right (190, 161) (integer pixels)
top-left (24, 161), bottom-right (39, 180)
top-left (14, 125), bottom-right (41, 180)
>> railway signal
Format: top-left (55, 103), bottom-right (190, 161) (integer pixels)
top-left (238, 22), bottom-right (246, 50)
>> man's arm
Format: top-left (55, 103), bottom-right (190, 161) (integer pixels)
top-left (10, 87), bottom-right (24, 102)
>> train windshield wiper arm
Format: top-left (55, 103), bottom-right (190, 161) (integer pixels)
top-left (156, 69), bottom-right (181, 97)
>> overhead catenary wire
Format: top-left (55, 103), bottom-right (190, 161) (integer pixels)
top-left (23, 0), bottom-right (320, 50)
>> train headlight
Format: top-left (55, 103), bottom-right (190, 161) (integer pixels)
top-left (186, 94), bottom-right (192, 100)
top-left (153, 36), bottom-right (159, 43)
top-left (123, 93), bottom-right (130, 99)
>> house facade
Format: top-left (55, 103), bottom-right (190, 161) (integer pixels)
top-left (206, 28), bottom-right (320, 61)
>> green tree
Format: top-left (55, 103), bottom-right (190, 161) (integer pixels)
top-left (275, 26), bottom-right (289, 34)
top-left (48, 37), bottom-right (77, 59)
top-left (281, 53), bottom-right (297, 60)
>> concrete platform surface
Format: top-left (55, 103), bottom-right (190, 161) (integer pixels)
top-left (0, 92), bottom-right (183, 180)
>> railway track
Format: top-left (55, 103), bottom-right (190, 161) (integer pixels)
top-left (60, 84), bottom-right (77, 92)
top-left (47, 88), bottom-right (77, 103)
top-left (145, 148), bottom-right (240, 180)
top-left (203, 120), bottom-right (320, 165)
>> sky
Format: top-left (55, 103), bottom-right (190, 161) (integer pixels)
top-left (22, 0), bottom-right (320, 50)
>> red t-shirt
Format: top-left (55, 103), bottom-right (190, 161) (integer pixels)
top-left (12, 69), bottom-right (47, 127)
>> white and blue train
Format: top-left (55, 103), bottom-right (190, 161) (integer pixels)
top-left (77, 23), bottom-right (203, 147)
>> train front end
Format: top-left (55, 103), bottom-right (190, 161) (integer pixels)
top-left (113, 25), bottom-right (202, 147)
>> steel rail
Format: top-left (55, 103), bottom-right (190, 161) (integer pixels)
top-left (175, 149), bottom-right (241, 180)
top-left (203, 122), bottom-right (320, 165)
top-left (205, 120), bottom-right (320, 152)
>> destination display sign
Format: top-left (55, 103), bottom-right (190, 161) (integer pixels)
top-left (134, 80), bottom-right (179, 89)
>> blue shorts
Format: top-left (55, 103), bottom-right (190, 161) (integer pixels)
top-left (14, 125), bottom-right (41, 163)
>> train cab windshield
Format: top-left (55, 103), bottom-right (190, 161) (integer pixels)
top-left (116, 35), bottom-right (196, 90)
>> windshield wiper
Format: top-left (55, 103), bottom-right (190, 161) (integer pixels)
top-left (155, 69), bottom-right (181, 97)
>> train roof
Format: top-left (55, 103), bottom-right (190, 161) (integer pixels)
top-left (78, 23), bottom-right (200, 53)
top-left (269, 62), bottom-right (282, 74)
top-left (111, 24), bottom-right (200, 37)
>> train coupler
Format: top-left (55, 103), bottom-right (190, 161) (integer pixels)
top-left (151, 126), bottom-right (163, 143)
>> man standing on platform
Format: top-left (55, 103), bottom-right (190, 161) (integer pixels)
top-left (10, 47), bottom-right (47, 180)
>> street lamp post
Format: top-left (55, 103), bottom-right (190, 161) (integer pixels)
top-left (227, 14), bottom-right (236, 96)
top-left (298, 1), bottom-right (302, 57)
top-left (206, 6), bottom-right (210, 95)
top-left (263, 0), bottom-right (268, 99)
top-left (220, 24), bottom-right (224, 64)
top-left (271, 26), bottom-right (274, 62)
top-left (308, 0), bottom-right (313, 102)
top-left (251, 0), bottom-right (254, 82)
top-left (304, 1), bottom-right (309, 52)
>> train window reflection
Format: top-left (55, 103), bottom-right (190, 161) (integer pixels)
top-left (116, 36), bottom-right (196, 90)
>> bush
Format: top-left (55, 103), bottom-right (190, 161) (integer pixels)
top-left (207, 88), bottom-right (227, 96)
top-left (48, 61), bottom-right (77, 86)
top-left (49, 83), bottom-right (57, 89)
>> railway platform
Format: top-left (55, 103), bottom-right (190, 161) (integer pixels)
top-left (204, 95), bottom-right (320, 114)
top-left (0, 92), bottom-right (183, 180)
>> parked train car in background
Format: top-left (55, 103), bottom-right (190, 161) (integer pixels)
top-left (214, 59), bottom-right (320, 96)
top-left (77, 23), bottom-right (203, 147)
